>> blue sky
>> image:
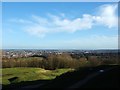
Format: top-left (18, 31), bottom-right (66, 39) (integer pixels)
top-left (2, 2), bottom-right (118, 49)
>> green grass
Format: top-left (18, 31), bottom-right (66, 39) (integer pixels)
top-left (41, 65), bottom-right (119, 88)
top-left (2, 68), bottom-right (73, 85)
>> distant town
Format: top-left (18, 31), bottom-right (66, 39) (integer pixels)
top-left (2, 49), bottom-right (119, 58)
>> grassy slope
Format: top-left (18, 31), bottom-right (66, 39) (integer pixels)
top-left (2, 68), bottom-right (73, 85)
top-left (41, 65), bottom-right (119, 88)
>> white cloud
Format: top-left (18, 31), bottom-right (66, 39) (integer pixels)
top-left (25, 25), bottom-right (49, 38)
top-left (10, 4), bottom-right (118, 37)
top-left (24, 14), bottom-right (95, 37)
top-left (94, 4), bottom-right (118, 28)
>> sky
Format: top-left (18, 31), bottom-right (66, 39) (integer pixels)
top-left (2, 0), bottom-right (120, 2)
top-left (2, 2), bottom-right (118, 49)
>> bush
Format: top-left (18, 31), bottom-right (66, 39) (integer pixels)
top-left (88, 56), bottom-right (102, 66)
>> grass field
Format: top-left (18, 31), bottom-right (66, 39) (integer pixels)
top-left (1, 68), bottom-right (73, 85)
top-left (40, 65), bottom-right (119, 88)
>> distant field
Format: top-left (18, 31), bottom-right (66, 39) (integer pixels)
top-left (1, 68), bottom-right (73, 85)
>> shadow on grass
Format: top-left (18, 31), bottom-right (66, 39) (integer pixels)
top-left (40, 65), bottom-right (120, 89)
top-left (2, 80), bottom-right (50, 90)
top-left (2, 65), bottom-right (120, 90)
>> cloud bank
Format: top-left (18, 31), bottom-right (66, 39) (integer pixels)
top-left (11, 4), bottom-right (118, 37)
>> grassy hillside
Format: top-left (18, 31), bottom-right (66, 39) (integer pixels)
top-left (2, 68), bottom-right (73, 85)
top-left (40, 65), bottom-right (119, 88)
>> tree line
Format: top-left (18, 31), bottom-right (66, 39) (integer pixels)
top-left (2, 53), bottom-right (119, 70)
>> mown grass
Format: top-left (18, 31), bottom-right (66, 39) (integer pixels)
top-left (2, 68), bottom-right (73, 85)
